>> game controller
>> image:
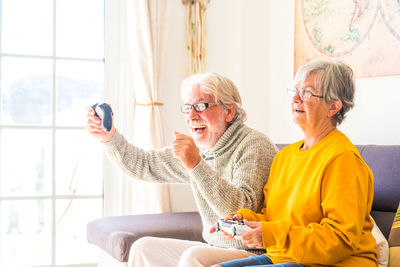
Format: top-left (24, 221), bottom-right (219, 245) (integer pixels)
top-left (215, 218), bottom-right (252, 237)
top-left (92, 103), bottom-right (113, 132)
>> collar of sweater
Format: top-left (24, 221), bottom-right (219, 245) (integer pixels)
top-left (199, 120), bottom-right (244, 157)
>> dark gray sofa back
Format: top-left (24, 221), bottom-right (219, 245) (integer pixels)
top-left (358, 145), bottom-right (400, 238)
top-left (276, 144), bottom-right (400, 239)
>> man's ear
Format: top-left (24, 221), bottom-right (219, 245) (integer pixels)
top-left (328, 100), bottom-right (343, 118)
top-left (225, 104), bottom-right (236, 123)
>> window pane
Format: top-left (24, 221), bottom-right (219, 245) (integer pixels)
top-left (56, 60), bottom-right (104, 126)
top-left (55, 130), bottom-right (103, 195)
top-left (0, 200), bottom-right (51, 266)
top-left (56, 0), bottom-right (104, 58)
top-left (56, 198), bottom-right (102, 265)
top-left (0, 129), bottom-right (52, 196)
top-left (1, 57), bottom-right (52, 125)
top-left (1, 0), bottom-right (53, 56)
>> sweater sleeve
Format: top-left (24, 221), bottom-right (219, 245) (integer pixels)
top-left (234, 208), bottom-right (268, 222)
top-left (259, 151), bottom-right (374, 265)
top-left (103, 131), bottom-right (190, 183)
top-left (189, 136), bottom-right (277, 218)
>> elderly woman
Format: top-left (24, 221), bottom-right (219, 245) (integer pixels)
top-left (211, 59), bottom-right (377, 267)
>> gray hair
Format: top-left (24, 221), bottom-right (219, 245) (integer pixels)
top-left (181, 72), bottom-right (247, 123)
top-left (293, 59), bottom-right (355, 125)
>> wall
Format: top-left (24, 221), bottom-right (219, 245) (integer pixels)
top-left (162, 0), bottom-right (400, 212)
top-left (264, 2), bottom-right (400, 145)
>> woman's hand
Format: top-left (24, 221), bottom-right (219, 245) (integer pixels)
top-left (239, 221), bottom-right (263, 249)
top-left (210, 214), bottom-right (264, 249)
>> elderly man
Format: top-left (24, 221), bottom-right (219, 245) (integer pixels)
top-left (86, 72), bottom-right (277, 267)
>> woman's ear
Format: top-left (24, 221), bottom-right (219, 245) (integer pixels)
top-left (328, 100), bottom-right (343, 118)
top-left (225, 104), bottom-right (236, 123)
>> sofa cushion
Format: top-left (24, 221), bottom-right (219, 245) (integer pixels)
top-left (389, 202), bottom-right (400, 267)
top-left (358, 145), bottom-right (400, 239)
top-left (87, 212), bottom-right (204, 262)
top-left (358, 145), bottom-right (400, 212)
top-left (371, 216), bottom-right (389, 267)
top-left (370, 210), bottom-right (396, 239)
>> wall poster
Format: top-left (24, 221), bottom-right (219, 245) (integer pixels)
top-left (295, 0), bottom-right (400, 78)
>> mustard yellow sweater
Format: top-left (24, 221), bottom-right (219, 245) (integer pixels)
top-left (236, 130), bottom-right (377, 266)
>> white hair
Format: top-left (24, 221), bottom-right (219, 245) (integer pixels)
top-left (181, 72), bottom-right (247, 123)
top-left (293, 59), bottom-right (355, 125)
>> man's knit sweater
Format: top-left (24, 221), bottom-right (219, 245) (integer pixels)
top-left (103, 120), bottom-right (278, 250)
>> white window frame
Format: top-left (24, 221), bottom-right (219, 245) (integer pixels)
top-left (0, 0), bottom-right (104, 266)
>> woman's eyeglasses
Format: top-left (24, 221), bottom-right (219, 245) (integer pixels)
top-left (287, 86), bottom-right (323, 101)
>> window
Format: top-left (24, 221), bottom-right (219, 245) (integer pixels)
top-left (0, 0), bottom-right (104, 266)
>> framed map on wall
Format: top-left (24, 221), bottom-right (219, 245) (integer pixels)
top-left (295, 0), bottom-right (400, 78)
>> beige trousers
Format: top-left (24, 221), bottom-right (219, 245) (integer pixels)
top-left (128, 236), bottom-right (256, 267)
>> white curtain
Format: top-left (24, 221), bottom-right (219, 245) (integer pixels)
top-left (103, 0), bottom-right (173, 216)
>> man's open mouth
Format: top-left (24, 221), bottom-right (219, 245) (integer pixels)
top-left (193, 125), bottom-right (207, 132)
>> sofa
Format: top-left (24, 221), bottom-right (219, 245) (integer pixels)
top-left (87, 144), bottom-right (400, 266)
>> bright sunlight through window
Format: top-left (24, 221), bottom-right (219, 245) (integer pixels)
top-left (0, 0), bottom-right (104, 266)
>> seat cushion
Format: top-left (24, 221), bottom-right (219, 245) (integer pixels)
top-left (87, 212), bottom-right (204, 262)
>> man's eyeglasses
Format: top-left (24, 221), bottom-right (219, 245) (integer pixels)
top-left (287, 86), bottom-right (323, 102)
top-left (180, 103), bottom-right (217, 114)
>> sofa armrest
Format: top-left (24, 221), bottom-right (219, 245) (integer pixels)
top-left (87, 212), bottom-right (204, 262)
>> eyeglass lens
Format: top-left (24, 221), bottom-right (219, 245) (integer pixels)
top-left (287, 87), bottom-right (312, 101)
top-left (181, 103), bottom-right (208, 113)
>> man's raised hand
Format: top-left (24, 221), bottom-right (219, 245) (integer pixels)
top-left (172, 131), bottom-right (201, 170)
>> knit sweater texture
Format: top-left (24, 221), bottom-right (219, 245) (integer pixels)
top-left (103, 120), bottom-right (277, 250)
top-left (236, 129), bottom-right (377, 266)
